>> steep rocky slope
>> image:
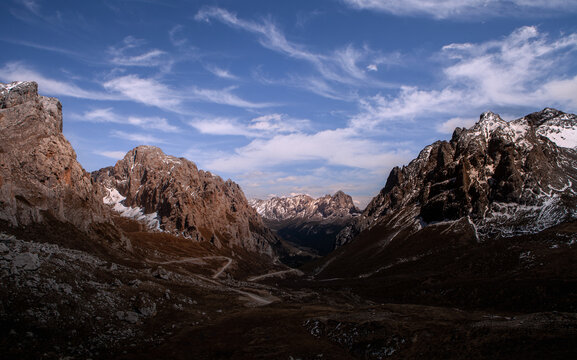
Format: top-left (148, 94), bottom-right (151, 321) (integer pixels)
top-left (0, 81), bottom-right (112, 233)
top-left (250, 192), bottom-right (360, 255)
top-left (93, 146), bottom-right (279, 256)
top-left (312, 109), bottom-right (577, 310)
top-left (337, 108), bottom-right (577, 248)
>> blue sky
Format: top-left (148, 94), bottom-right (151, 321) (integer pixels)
top-left (1, 0), bottom-right (577, 207)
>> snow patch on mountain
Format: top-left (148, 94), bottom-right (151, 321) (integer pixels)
top-left (103, 187), bottom-right (160, 230)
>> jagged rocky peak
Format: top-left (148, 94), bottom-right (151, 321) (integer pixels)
top-left (0, 81), bottom-right (111, 231)
top-left (337, 108), bottom-right (577, 246)
top-left (93, 146), bottom-right (279, 255)
top-left (250, 191), bottom-right (360, 222)
top-left (250, 191), bottom-right (361, 256)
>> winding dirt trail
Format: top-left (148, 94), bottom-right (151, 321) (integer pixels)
top-left (247, 268), bottom-right (303, 282)
top-left (211, 257), bottom-right (233, 279)
top-left (148, 255), bottom-right (233, 278)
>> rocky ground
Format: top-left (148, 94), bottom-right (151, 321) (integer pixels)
top-left (2, 219), bottom-right (577, 359)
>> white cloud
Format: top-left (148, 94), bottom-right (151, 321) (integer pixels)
top-left (206, 65), bottom-right (239, 80)
top-left (94, 150), bottom-right (127, 159)
top-left (110, 130), bottom-right (165, 144)
top-left (205, 128), bottom-right (410, 173)
top-left (436, 117), bottom-right (477, 134)
top-left (248, 113), bottom-right (309, 134)
top-left (103, 74), bottom-right (271, 111)
top-left (542, 75), bottom-right (577, 105)
top-left (102, 75), bottom-right (182, 111)
top-left (190, 86), bottom-right (272, 108)
top-left (189, 113), bottom-right (309, 137)
top-left (0, 62), bottom-right (116, 100)
top-left (189, 117), bottom-right (253, 137)
top-left (81, 108), bottom-right (179, 132)
top-left (349, 26), bottom-right (577, 130)
top-left (341, 0), bottom-right (577, 19)
top-left (367, 64), bottom-right (378, 72)
top-left (108, 36), bottom-right (172, 69)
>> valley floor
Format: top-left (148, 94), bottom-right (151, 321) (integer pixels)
top-left (1, 219), bottom-right (577, 359)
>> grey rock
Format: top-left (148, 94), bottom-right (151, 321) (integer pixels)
top-left (13, 253), bottom-right (40, 271)
top-left (124, 311), bottom-right (139, 324)
top-left (152, 267), bottom-right (170, 280)
top-left (138, 302), bottom-right (157, 317)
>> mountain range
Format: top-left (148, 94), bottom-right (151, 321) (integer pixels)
top-left (249, 191), bottom-right (360, 256)
top-left (2, 81), bottom-right (577, 359)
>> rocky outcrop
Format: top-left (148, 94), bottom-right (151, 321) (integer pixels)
top-left (0, 81), bottom-right (111, 231)
top-left (250, 192), bottom-right (360, 255)
top-left (337, 108), bottom-right (577, 247)
top-left (93, 146), bottom-right (279, 256)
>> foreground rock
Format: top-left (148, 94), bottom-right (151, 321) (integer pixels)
top-left (0, 81), bottom-right (113, 234)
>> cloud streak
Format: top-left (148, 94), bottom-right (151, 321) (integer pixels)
top-left (349, 26), bottom-right (577, 130)
top-left (195, 7), bottom-right (395, 99)
top-left (205, 128), bottom-right (410, 173)
top-left (341, 0), bottom-right (577, 19)
top-left (111, 130), bottom-right (166, 144)
top-left (0, 62), bottom-right (117, 100)
top-left (189, 113), bottom-right (310, 137)
top-left (80, 107), bottom-right (180, 132)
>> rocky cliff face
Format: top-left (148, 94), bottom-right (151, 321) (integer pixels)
top-left (337, 108), bottom-right (577, 247)
top-left (0, 81), bottom-right (111, 231)
top-left (250, 191), bottom-right (360, 255)
top-left (93, 146), bottom-right (279, 256)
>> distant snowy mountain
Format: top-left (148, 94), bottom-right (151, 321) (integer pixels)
top-left (250, 191), bottom-right (360, 255)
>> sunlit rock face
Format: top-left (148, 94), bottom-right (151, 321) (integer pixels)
top-left (93, 146), bottom-right (279, 256)
top-left (0, 81), bottom-right (111, 231)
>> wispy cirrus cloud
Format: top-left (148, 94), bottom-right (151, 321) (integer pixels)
top-left (108, 36), bottom-right (173, 71)
top-left (103, 75), bottom-right (182, 111)
top-left (103, 74), bottom-right (272, 112)
top-left (190, 86), bottom-right (273, 108)
top-left (0, 62), bottom-right (117, 100)
top-left (349, 26), bottom-right (577, 131)
top-left (340, 0), bottom-right (577, 19)
top-left (79, 107), bottom-right (180, 132)
top-left (205, 65), bottom-right (239, 80)
top-left (169, 25), bottom-right (188, 47)
top-left (93, 150), bottom-right (127, 160)
top-left (204, 127), bottom-right (410, 173)
top-left (195, 7), bottom-right (394, 99)
top-left (110, 130), bottom-right (166, 144)
top-left (189, 113), bottom-right (309, 137)
top-left (189, 117), bottom-right (253, 137)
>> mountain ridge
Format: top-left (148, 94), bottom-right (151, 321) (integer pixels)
top-left (336, 108), bottom-right (577, 248)
top-left (92, 145), bottom-right (280, 256)
top-left (249, 191), bottom-right (360, 255)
